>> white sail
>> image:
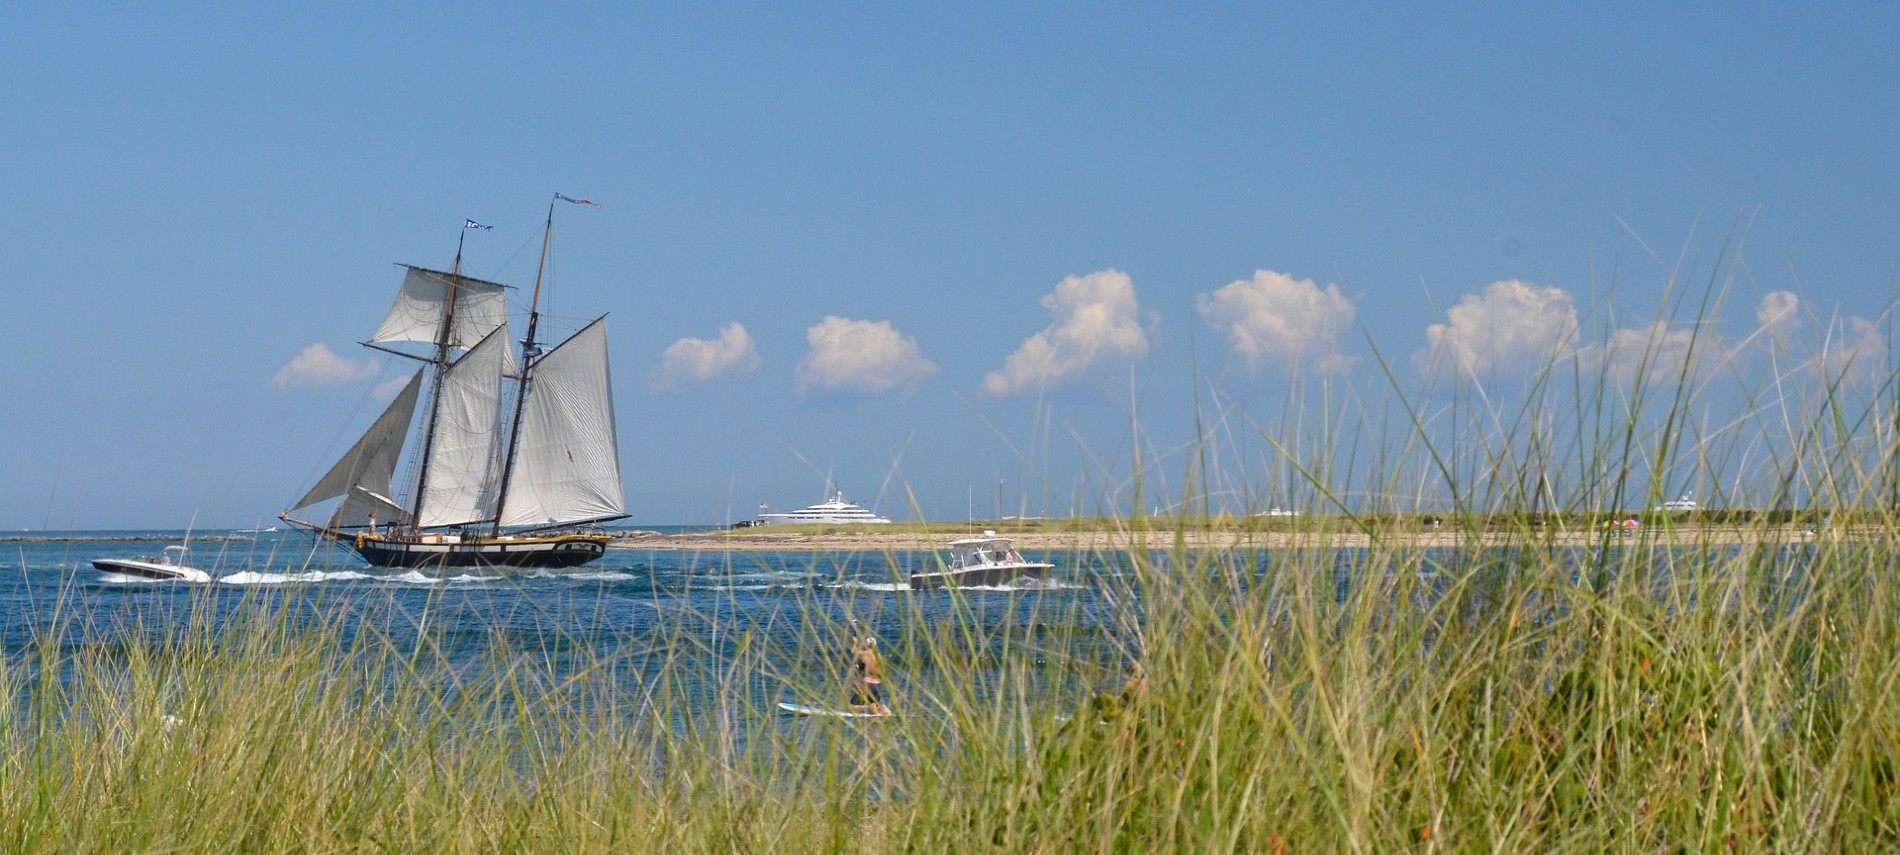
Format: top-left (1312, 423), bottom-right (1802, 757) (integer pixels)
top-left (370, 265), bottom-right (510, 349)
top-left (416, 324), bottom-right (509, 528)
top-left (500, 317), bottom-right (625, 527)
top-left (293, 369), bottom-right (423, 515)
top-left (334, 486), bottom-right (413, 528)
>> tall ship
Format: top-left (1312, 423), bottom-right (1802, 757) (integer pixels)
top-left (282, 197), bottom-right (626, 568)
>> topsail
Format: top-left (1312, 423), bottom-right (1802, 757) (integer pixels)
top-left (371, 265), bottom-right (510, 349)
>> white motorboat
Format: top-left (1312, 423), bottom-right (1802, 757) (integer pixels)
top-left (909, 531), bottom-right (1052, 589)
top-left (92, 545), bottom-right (213, 583)
top-left (757, 491), bottom-right (892, 525)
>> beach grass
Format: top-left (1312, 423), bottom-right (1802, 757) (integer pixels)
top-left (9, 279), bottom-right (1900, 850)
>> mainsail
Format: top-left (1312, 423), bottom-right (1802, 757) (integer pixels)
top-left (371, 265), bottom-right (510, 349)
top-left (415, 323), bottom-right (510, 529)
top-left (291, 369), bottom-right (423, 527)
top-left (500, 317), bottom-right (625, 527)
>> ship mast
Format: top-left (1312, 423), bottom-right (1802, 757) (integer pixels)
top-left (406, 229), bottom-right (469, 529)
top-left (490, 200), bottom-right (554, 535)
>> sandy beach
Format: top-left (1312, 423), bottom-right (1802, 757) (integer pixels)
top-left (610, 524), bottom-right (1847, 553)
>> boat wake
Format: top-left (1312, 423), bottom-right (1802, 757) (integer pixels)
top-left (823, 580), bottom-right (912, 592)
top-left (96, 572), bottom-right (211, 585)
top-left (218, 569), bottom-right (376, 585)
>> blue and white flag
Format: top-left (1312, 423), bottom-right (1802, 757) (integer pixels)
top-left (464, 219), bottom-right (493, 230)
top-left (554, 192), bottom-right (602, 208)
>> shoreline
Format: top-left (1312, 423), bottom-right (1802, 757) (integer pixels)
top-left (611, 524), bottom-right (1855, 553)
top-left (0, 534), bottom-right (256, 543)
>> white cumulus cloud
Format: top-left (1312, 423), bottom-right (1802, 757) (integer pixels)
top-left (272, 343), bottom-right (380, 389)
top-left (370, 374), bottom-right (414, 401)
top-left (650, 322), bottom-right (761, 392)
top-left (1197, 269), bottom-right (1356, 374)
top-left (1415, 279), bottom-right (1580, 375)
top-left (1598, 320), bottom-right (1721, 385)
top-left (982, 269), bottom-right (1151, 397)
top-left (1756, 291), bottom-right (1800, 330)
top-left (1819, 315), bottom-right (1887, 384)
top-left (794, 316), bottom-right (938, 396)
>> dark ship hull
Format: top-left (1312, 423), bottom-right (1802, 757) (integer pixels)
top-left (347, 531), bottom-right (612, 568)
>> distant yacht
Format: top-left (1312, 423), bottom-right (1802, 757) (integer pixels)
top-left (1257, 507), bottom-right (1301, 517)
top-left (757, 491), bottom-right (892, 525)
top-left (1658, 492), bottom-right (1700, 512)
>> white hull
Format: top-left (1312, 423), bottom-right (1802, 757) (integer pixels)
top-left (92, 557), bottom-right (212, 583)
top-left (909, 560), bottom-right (1053, 590)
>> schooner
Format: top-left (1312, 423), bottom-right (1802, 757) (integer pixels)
top-left (282, 198), bottom-right (626, 568)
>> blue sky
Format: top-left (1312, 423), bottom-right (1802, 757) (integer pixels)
top-left (4, 3), bottom-right (1897, 528)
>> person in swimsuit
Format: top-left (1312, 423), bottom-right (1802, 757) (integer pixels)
top-left (849, 636), bottom-right (891, 715)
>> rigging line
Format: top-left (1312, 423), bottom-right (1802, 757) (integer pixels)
top-left (291, 361), bottom-right (394, 501)
top-left (488, 223), bottom-right (545, 284)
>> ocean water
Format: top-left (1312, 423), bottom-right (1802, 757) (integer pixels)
top-left (0, 529), bottom-right (1143, 714)
top-left (5, 529), bottom-right (1782, 717)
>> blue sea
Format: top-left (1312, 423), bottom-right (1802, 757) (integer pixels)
top-left (0, 528), bottom-right (1146, 712)
top-left (6, 528), bottom-right (1789, 717)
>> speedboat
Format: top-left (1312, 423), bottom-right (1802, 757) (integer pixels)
top-left (909, 531), bottom-right (1052, 589)
top-left (757, 491), bottom-right (892, 525)
top-left (92, 545), bottom-right (213, 582)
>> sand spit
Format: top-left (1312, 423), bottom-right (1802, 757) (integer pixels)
top-left (612, 524), bottom-right (1854, 553)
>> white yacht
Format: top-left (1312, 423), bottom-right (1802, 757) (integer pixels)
top-left (910, 531), bottom-right (1052, 589)
top-left (1658, 492), bottom-right (1699, 512)
top-left (93, 545), bottom-right (214, 583)
top-left (758, 491), bottom-right (892, 525)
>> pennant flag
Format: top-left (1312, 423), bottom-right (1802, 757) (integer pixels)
top-left (463, 219), bottom-right (493, 230)
top-left (554, 192), bottom-right (602, 207)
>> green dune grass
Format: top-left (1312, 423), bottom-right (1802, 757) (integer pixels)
top-left (9, 277), bottom-right (1900, 851)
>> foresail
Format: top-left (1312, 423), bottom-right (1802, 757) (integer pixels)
top-left (331, 486), bottom-right (413, 528)
top-left (293, 369), bottom-right (422, 511)
top-left (500, 317), bottom-right (626, 527)
top-left (416, 323), bottom-right (509, 528)
top-left (370, 265), bottom-right (510, 349)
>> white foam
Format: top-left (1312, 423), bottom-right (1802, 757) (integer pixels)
top-left (218, 569), bottom-right (374, 585)
top-left (563, 571), bottom-right (640, 581)
top-left (823, 580), bottom-right (913, 592)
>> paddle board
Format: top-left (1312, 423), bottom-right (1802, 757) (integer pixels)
top-left (777, 702), bottom-right (893, 719)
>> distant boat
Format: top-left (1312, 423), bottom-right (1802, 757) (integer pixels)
top-left (93, 545), bottom-right (213, 583)
top-left (1257, 507), bottom-right (1301, 517)
top-left (1658, 493), bottom-right (1700, 512)
top-left (757, 491), bottom-right (892, 525)
top-left (909, 531), bottom-right (1052, 589)
top-left (282, 197), bottom-right (626, 568)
